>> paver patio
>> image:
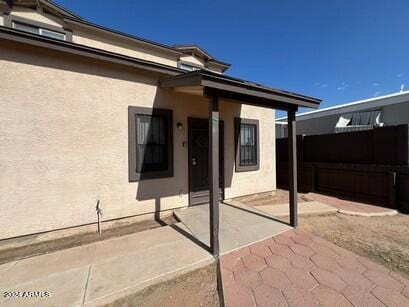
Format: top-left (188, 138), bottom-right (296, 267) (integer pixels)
top-left (221, 229), bottom-right (409, 307)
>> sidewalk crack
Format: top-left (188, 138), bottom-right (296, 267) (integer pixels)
top-left (81, 265), bottom-right (92, 306)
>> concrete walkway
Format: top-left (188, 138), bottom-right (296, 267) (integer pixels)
top-left (0, 226), bottom-right (212, 306)
top-left (306, 193), bottom-right (398, 216)
top-left (174, 202), bottom-right (292, 255)
top-left (221, 229), bottom-right (409, 307)
top-left (250, 201), bottom-right (338, 217)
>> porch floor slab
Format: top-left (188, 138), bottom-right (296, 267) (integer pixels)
top-left (0, 226), bottom-right (213, 307)
top-left (252, 201), bottom-right (338, 217)
top-left (173, 202), bottom-right (292, 255)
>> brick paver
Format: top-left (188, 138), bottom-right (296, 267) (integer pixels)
top-left (221, 229), bottom-right (409, 307)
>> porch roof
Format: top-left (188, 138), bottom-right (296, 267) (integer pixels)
top-left (159, 70), bottom-right (322, 111)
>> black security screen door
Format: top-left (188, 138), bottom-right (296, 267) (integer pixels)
top-left (188, 118), bottom-right (224, 206)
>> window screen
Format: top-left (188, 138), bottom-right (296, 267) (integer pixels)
top-left (128, 106), bottom-right (173, 181)
top-left (136, 114), bottom-right (168, 172)
top-left (179, 62), bottom-right (201, 72)
top-left (12, 21), bottom-right (66, 41)
top-left (13, 21), bottom-right (39, 34)
top-left (40, 28), bottom-right (66, 40)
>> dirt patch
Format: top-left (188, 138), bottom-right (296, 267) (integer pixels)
top-left (299, 213), bottom-right (409, 277)
top-left (0, 215), bottom-right (177, 265)
top-left (105, 263), bottom-right (219, 307)
top-left (235, 189), bottom-right (310, 206)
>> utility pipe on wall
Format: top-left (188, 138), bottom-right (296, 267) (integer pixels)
top-left (96, 200), bottom-right (103, 235)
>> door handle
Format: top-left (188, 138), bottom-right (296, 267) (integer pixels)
top-left (192, 158), bottom-right (196, 165)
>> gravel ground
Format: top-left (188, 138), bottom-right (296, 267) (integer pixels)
top-left (299, 213), bottom-right (409, 277)
top-left (237, 190), bottom-right (409, 277)
top-left (105, 264), bottom-right (219, 307)
top-left (235, 189), bottom-right (309, 206)
top-left (0, 215), bottom-right (177, 265)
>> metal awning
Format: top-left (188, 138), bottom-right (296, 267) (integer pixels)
top-left (160, 70), bottom-right (322, 257)
top-left (159, 70), bottom-right (322, 111)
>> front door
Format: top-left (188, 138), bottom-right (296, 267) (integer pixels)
top-left (188, 118), bottom-right (224, 206)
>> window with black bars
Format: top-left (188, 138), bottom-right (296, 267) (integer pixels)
top-left (136, 114), bottom-right (168, 172)
top-left (239, 123), bottom-right (257, 166)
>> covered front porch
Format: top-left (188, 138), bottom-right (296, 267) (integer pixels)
top-left (174, 201), bottom-right (291, 255)
top-left (160, 69), bottom-right (321, 256)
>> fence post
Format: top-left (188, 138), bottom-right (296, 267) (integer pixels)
top-left (311, 164), bottom-right (317, 192)
top-left (388, 172), bottom-right (397, 209)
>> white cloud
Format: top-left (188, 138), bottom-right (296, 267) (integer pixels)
top-left (396, 73), bottom-right (404, 78)
top-left (372, 82), bottom-right (380, 87)
top-left (373, 91), bottom-right (382, 97)
top-left (337, 82), bottom-right (348, 91)
top-left (314, 82), bottom-right (328, 89)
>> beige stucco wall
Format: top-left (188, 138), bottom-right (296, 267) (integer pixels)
top-left (72, 30), bottom-right (178, 67)
top-left (11, 7), bottom-right (65, 27)
top-left (0, 40), bottom-right (275, 240)
top-left (3, 7), bottom-right (227, 74)
top-left (5, 7), bottom-right (179, 67)
top-left (179, 55), bottom-right (225, 74)
top-left (223, 104), bottom-right (276, 199)
top-left (180, 55), bottom-right (205, 67)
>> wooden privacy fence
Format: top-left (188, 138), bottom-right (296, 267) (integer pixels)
top-left (276, 125), bottom-right (409, 212)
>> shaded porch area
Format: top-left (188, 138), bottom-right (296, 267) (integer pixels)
top-left (174, 202), bottom-right (291, 255)
top-left (160, 69), bottom-right (322, 257)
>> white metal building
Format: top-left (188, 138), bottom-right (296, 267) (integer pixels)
top-left (276, 91), bottom-right (409, 137)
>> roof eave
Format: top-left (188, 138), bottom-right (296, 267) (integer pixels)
top-left (175, 44), bottom-right (231, 70)
top-left (0, 26), bottom-right (184, 76)
top-left (63, 18), bottom-right (184, 57)
top-left (207, 60), bottom-right (231, 72)
top-left (160, 71), bottom-right (321, 110)
top-left (174, 44), bottom-right (214, 59)
top-left (41, 0), bottom-right (83, 20)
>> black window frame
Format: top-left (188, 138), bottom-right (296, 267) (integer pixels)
top-left (234, 117), bottom-right (260, 172)
top-left (128, 106), bottom-right (173, 181)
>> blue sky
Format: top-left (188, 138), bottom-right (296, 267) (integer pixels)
top-left (56, 0), bottom-right (409, 117)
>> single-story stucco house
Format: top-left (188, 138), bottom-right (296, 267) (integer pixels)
top-left (0, 0), bottom-right (321, 245)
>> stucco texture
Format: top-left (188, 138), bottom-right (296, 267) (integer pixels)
top-left (72, 30), bottom-right (178, 67)
top-left (0, 40), bottom-right (275, 240)
top-left (2, 8), bottom-right (229, 75)
top-left (5, 8), bottom-right (179, 68)
top-left (11, 7), bottom-right (64, 27)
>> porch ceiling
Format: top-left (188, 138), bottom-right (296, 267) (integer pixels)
top-left (159, 70), bottom-right (322, 111)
